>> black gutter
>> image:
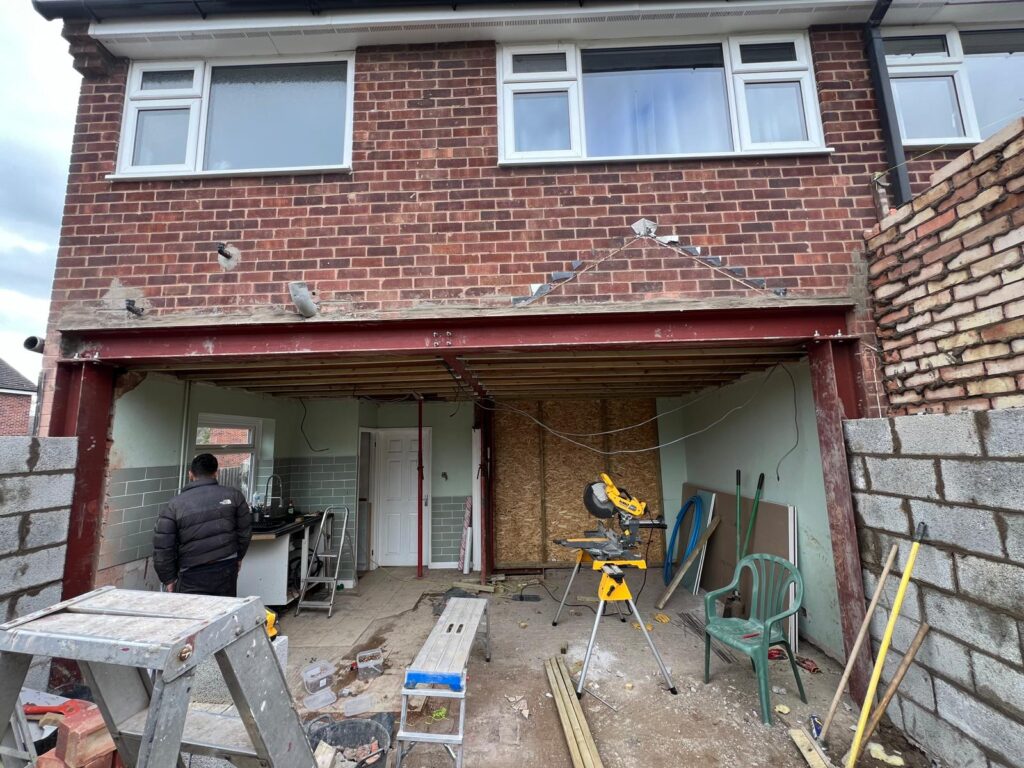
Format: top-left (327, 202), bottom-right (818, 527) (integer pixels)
top-left (864, 0), bottom-right (912, 206)
top-left (32, 0), bottom-right (535, 22)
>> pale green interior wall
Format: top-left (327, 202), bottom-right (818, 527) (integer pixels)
top-left (656, 363), bottom-right (842, 660)
top-left (110, 374), bottom-right (186, 469)
top-left (283, 398), bottom-right (361, 457)
top-left (368, 402), bottom-right (474, 495)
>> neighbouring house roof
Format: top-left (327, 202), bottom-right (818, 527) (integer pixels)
top-left (0, 359), bottom-right (35, 393)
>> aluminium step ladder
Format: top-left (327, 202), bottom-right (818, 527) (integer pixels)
top-left (396, 597), bottom-right (491, 768)
top-left (296, 505), bottom-right (350, 618)
top-left (0, 587), bottom-right (314, 768)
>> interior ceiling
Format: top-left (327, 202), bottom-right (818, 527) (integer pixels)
top-left (143, 345), bottom-right (807, 401)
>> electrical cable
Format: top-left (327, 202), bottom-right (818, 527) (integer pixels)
top-left (774, 362), bottom-right (800, 481)
top-left (298, 399), bottom-right (329, 453)
top-left (633, 517), bottom-right (656, 603)
top-left (520, 581), bottom-right (598, 615)
top-left (663, 495), bottom-right (703, 586)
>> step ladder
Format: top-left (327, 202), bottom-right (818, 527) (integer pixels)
top-left (296, 505), bottom-right (350, 618)
top-left (0, 587), bottom-right (314, 768)
top-left (396, 597), bottom-right (491, 768)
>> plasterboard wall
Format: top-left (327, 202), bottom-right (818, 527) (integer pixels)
top-left (656, 362), bottom-right (842, 660)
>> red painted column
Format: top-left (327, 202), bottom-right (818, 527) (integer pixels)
top-left (417, 396), bottom-right (424, 579)
top-left (808, 340), bottom-right (871, 704)
top-left (48, 362), bottom-right (116, 600)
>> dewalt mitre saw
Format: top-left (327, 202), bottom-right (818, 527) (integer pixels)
top-left (552, 473), bottom-right (678, 697)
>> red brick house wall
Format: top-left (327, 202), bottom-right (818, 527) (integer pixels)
top-left (43, 24), bottom-right (904, 425)
top-left (0, 393), bottom-right (32, 436)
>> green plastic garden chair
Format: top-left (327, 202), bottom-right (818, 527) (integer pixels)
top-left (703, 553), bottom-right (806, 724)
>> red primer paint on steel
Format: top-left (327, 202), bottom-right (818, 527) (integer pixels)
top-left (807, 341), bottom-right (871, 704)
top-left (64, 307), bottom-right (853, 365)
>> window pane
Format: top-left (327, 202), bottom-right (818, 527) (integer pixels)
top-left (746, 81), bottom-right (808, 143)
top-left (965, 50), bottom-right (1024, 138)
top-left (140, 70), bottom-right (194, 90)
top-left (132, 108), bottom-right (189, 166)
top-left (892, 76), bottom-right (964, 140)
top-left (204, 61), bottom-right (348, 171)
top-left (196, 426), bottom-right (254, 446)
top-left (213, 452), bottom-right (253, 497)
top-left (512, 91), bottom-right (571, 152)
top-left (883, 35), bottom-right (948, 56)
top-left (961, 29), bottom-right (1024, 55)
top-left (582, 45), bottom-right (731, 156)
top-left (740, 42), bottom-right (797, 64)
top-left (512, 52), bottom-right (567, 74)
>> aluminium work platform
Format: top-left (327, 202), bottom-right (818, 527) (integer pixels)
top-left (0, 587), bottom-right (314, 768)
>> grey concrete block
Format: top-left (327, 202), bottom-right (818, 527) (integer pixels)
top-left (0, 437), bottom-right (77, 475)
top-left (876, 532), bottom-right (955, 590)
top-left (894, 411), bottom-right (982, 457)
top-left (0, 546), bottom-right (67, 598)
top-left (0, 472), bottom-right (75, 516)
top-left (923, 589), bottom-right (1021, 664)
top-left (941, 459), bottom-right (1024, 511)
top-left (901, 698), bottom-right (988, 768)
top-left (1003, 513), bottom-right (1024, 562)
top-left (24, 508), bottom-right (70, 549)
top-left (0, 516), bottom-right (21, 556)
top-left (972, 651), bottom-right (1024, 719)
top-left (978, 408), bottom-right (1024, 457)
top-left (935, 679), bottom-right (1024, 766)
top-left (864, 569), bottom-right (923, 621)
top-left (909, 500), bottom-right (1003, 557)
top-left (843, 418), bottom-right (894, 454)
top-left (955, 554), bottom-right (1024, 614)
top-left (12, 582), bottom-right (62, 619)
top-left (853, 492), bottom-right (910, 534)
top-left (896, 622), bottom-right (975, 690)
top-left (849, 456), bottom-right (868, 491)
top-left (865, 457), bottom-right (938, 498)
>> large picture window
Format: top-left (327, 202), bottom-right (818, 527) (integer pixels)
top-left (885, 27), bottom-right (1024, 146)
top-left (117, 55), bottom-right (354, 177)
top-left (498, 34), bottom-right (825, 163)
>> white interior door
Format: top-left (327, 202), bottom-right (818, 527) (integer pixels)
top-left (373, 428), bottom-right (430, 567)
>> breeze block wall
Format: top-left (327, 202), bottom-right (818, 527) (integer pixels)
top-left (0, 437), bottom-right (78, 687)
top-left (864, 119), bottom-right (1024, 415)
top-left (0, 393), bottom-right (33, 436)
top-left (39, 23), bottom-right (894, 429)
top-left (844, 410), bottom-right (1024, 768)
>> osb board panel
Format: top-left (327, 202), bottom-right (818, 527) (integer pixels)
top-left (690, 482), bottom-right (797, 642)
top-left (494, 401), bottom-right (544, 565)
top-left (543, 400), bottom-right (605, 564)
top-left (607, 398), bottom-right (666, 565)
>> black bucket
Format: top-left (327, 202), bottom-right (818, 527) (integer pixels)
top-left (307, 716), bottom-right (390, 768)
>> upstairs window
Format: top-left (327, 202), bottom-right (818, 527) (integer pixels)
top-left (117, 55), bottom-right (354, 177)
top-left (885, 27), bottom-right (1024, 146)
top-left (498, 34), bottom-right (825, 163)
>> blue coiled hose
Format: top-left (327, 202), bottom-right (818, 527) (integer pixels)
top-left (663, 495), bottom-right (703, 585)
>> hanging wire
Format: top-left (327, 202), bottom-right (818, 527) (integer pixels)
top-left (298, 399), bottom-right (329, 453)
top-left (774, 362), bottom-right (800, 482)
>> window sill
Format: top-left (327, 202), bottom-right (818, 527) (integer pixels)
top-left (498, 146), bottom-right (835, 166)
top-left (106, 165), bottom-right (352, 182)
top-left (902, 138), bottom-right (978, 150)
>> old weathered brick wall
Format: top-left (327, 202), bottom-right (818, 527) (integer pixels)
top-left (39, 24), bottom-right (895, 427)
top-left (0, 393), bottom-right (32, 435)
top-left (844, 411), bottom-right (1024, 768)
top-left (864, 119), bottom-right (1024, 415)
top-left (0, 437), bottom-right (77, 687)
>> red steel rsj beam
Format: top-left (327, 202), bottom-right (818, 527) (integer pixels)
top-left (61, 306), bottom-right (853, 365)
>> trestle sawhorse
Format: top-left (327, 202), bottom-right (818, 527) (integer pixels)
top-left (396, 597), bottom-right (491, 768)
top-left (0, 586), bottom-right (315, 768)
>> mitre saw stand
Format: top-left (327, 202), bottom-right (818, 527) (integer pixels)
top-left (552, 474), bottom-right (678, 698)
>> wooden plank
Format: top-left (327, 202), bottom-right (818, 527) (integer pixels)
top-left (788, 728), bottom-right (833, 768)
top-left (554, 658), bottom-right (604, 768)
top-left (544, 660), bottom-right (586, 768)
top-left (654, 517), bottom-right (721, 610)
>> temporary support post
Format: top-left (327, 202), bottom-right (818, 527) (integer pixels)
top-left (48, 362), bottom-right (116, 601)
top-left (417, 396), bottom-right (424, 579)
top-left (807, 340), bottom-right (871, 703)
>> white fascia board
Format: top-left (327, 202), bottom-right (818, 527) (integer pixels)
top-left (884, 0), bottom-right (1024, 27)
top-left (91, 0), bottom-right (876, 58)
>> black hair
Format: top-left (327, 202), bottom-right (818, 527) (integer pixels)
top-left (190, 453), bottom-right (219, 477)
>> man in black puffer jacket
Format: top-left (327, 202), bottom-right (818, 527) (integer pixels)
top-left (153, 453), bottom-right (252, 596)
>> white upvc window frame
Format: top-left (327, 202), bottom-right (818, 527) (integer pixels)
top-left (114, 52), bottom-right (356, 180)
top-left (497, 32), bottom-right (828, 165)
top-left (884, 26), bottom-right (985, 148)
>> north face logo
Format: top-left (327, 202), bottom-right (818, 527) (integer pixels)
top-left (219, 499), bottom-right (233, 505)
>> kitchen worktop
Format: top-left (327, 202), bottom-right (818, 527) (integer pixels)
top-left (250, 515), bottom-right (318, 541)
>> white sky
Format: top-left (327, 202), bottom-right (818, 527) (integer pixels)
top-left (0, 2), bottom-right (81, 382)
